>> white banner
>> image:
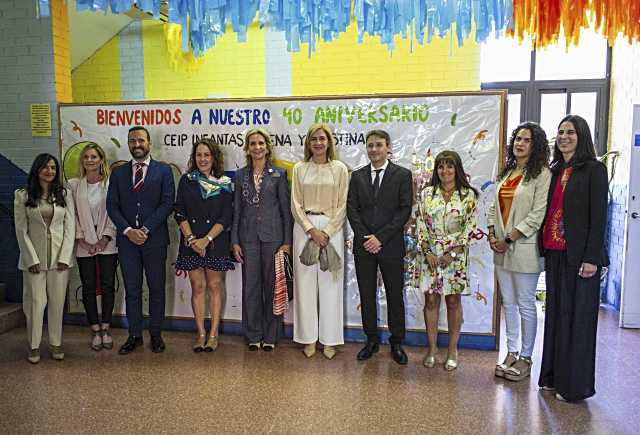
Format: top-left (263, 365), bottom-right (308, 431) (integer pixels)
top-left (60, 92), bottom-right (504, 336)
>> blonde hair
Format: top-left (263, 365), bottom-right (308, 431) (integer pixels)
top-left (303, 123), bottom-right (337, 162)
top-left (244, 128), bottom-right (274, 165)
top-left (79, 142), bottom-right (110, 185)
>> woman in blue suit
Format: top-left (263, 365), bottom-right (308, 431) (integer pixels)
top-left (231, 128), bottom-right (293, 351)
top-left (174, 138), bottom-right (235, 352)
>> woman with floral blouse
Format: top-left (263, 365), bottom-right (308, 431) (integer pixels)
top-left (417, 150), bottom-right (478, 371)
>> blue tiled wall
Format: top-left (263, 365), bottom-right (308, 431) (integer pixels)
top-left (604, 184), bottom-right (627, 310)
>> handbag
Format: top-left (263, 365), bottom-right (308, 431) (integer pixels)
top-left (273, 250), bottom-right (291, 315)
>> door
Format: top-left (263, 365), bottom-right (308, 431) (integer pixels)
top-left (620, 104), bottom-right (640, 328)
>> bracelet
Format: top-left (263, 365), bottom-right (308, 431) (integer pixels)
top-left (186, 234), bottom-right (195, 247)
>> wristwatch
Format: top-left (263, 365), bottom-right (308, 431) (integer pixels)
top-left (505, 235), bottom-right (513, 244)
top-left (206, 235), bottom-right (214, 243)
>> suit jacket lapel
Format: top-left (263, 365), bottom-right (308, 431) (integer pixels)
top-left (365, 164), bottom-right (376, 198)
top-left (378, 161), bottom-right (395, 194)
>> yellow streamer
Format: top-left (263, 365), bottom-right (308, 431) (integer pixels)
top-left (163, 22), bottom-right (203, 72)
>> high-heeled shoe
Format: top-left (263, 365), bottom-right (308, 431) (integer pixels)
top-left (322, 345), bottom-right (336, 360)
top-left (204, 335), bottom-right (218, 352)
top-left (444, 351), bottom-right (458, 371)
top-left (303, 343), bottom-right (316, 358)
top-left (193, 334), bottom-right (206, 353)
top-left (101, 328), bottom-right (113, 350)
top-left (423, 354), bottom-right (436, 368)
top-left (90, 330), bottom-right (102, 351)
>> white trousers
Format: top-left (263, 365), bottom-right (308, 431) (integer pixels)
top-left (496, 265), bottom-right (540, 358)
top-left (293, 216), bottom-right (344, 346)
top-left (22, 268), bottom-right (69, 349)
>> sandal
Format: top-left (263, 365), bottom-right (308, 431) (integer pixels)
top-left (101, 328), bottom-right (113, 350)
top-left (495, 352), bottom-right (519, 378)
top-left (262, 343), bottom-right (275, 352)
top-left (504, 356), bottom-right (532, 382)
top-left (422, 354), bottom-right (436, 368)
top-left (91, 330), bottom-right (102, 351)
top-left (248, 342), bottom-right (261, 351)
top-left (193, 334), bottom-right (206, 353)
top-left (444, 351), bottom-right (458, 371)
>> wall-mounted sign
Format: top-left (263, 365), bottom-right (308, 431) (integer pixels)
top-left (31, 103), bottom-right (52, 137)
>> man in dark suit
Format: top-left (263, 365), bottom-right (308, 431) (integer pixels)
top-left (347, 129), bottom-right (412, 365)
top-left (107, 126), bottom-right (175, 354)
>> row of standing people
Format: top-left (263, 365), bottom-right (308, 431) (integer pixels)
top-left (14, 116), bottom-right (607, 402)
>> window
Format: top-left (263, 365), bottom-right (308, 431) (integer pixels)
top-left (481, 29), bottom-right (611, 154)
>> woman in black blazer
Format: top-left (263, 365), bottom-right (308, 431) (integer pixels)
top-left (174, 138), bottom-right (234, 352)
top-left (538, 114), bottom-right (608, 402)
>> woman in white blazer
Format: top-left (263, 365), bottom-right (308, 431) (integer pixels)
top-left (14, 153), bottom-right (75, 364)
top-left (68, 143), bottom-right (118, 351)
top-left (487, 122), bottom-right (551, 381)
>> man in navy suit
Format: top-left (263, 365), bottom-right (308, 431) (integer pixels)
top-left (347, 130), bottom-right (412, 365)
top-left (107, 126), bottom-right (175, 354)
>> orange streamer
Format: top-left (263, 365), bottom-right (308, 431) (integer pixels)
top-left (508, 0), bottom-right (640, 48)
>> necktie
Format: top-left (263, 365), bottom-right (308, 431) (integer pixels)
top-left (133, 163), bottom-right (145, 192)
top-left (373, 169), bottom-right (383, 198)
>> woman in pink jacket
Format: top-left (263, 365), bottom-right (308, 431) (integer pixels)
top-left (69, 143), bottom-right (118, 351)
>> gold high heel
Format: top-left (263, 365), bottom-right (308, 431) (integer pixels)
top-left (423, 354), bottom-right (436, 368)
top-left (303, 343), bottom-right (316, 358)
top-left (204, 335), bottom-right (218, 352)
top-left (193, 334), bottom-right (206, 352)
top-left (444, 351), bottom-right (458, 371)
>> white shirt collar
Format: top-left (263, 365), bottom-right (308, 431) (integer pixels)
top-left (371, 159), bottom-right (389, 172)
top-left (132, 156), bottom-right (151, 167)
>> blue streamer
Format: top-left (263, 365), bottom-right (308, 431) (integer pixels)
top-left (46, 0), bottom-right (512, 56)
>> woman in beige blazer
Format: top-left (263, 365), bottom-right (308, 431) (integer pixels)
top-left (68, 143), bottom-right (118, 351)
top-left (488, 122), bottom-right (551, 381)
top-left (14, 153), bottom-right (75, 364)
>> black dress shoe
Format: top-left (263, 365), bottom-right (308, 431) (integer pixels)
top-left (357, 342), bottom-right (379, 361)
top-left (118, 336), bottom-right (143, 355)
top-left (391, 344), bottom-right (408, 365)
top-left (150, 336), bottom-right (166, 353)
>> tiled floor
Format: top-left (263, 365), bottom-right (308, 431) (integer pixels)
top-left (0, 306), bottom-right (638, 434)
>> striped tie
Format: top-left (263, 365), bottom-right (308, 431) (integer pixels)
top-left (133, 163), bottom-right (145, 192)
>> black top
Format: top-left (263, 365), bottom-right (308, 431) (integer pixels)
top-left (174, 173), bottom-right (233, 258)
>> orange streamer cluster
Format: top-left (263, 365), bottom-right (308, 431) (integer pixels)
top-left (508, 0), bottom-right (640, 48)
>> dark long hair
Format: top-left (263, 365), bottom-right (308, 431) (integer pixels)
top-left (498, 122), bottom-right (550, 182)
top-left (24, 153), bottom-right (67, 208)
top-left (187, 138), bottom-right (225, 178)
top-left (430, 150), bottom-right (478, 198)
top-left (550, 114), bottom-right (597, 173)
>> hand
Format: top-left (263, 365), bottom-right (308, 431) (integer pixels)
top-left (95, 237), bottom-right (109, 253)
top-left (126, 229), bottom-right (147, 246)
top-left (191, 238), bottom-right (209, 257)
top-left (57, 262), bottom-right (69, 271)
top-left (232, 244), bottom-right (244, 264)
top-left (493, 239), bottom-right (509, 253)
top-left (28, 264), bottom-right (41, 274)
top-left (78, 239), bottom-right (94, 253)
top-left (308, 228), bottom-right (329, 248)
top-left (363, 235), bottom-right (382, 254)
top-left (579, 262), bottom-right (598, 279)
top-left (278, 244), bottom-right (291, 255)
top-left (426, 253), bottom-right (438, 270)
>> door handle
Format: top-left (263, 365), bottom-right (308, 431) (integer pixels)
top-left (632, 212), bottom-right (639, 219)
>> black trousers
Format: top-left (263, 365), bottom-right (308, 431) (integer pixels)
top-left (539, 250), bottom-right (600, 401)
top-left (354, 254), bottom-right (406, 344)
top-left (77, 254), bottom-right (118, 325)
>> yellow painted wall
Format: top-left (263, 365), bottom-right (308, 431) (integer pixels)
top-left (51, 0), bottom-right (72, 103)
top-left (72, 36), bottom-right (121, 103)
top-left (142, 21), bottom-right (266, 99)
top-left (291, 24), bottom-right (480, 95)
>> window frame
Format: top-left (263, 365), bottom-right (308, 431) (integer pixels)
top-left (482, 47), bottom-right (612, 155)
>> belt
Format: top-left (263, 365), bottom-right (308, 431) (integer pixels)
top-left (305, 211), bottom-right (324, 215)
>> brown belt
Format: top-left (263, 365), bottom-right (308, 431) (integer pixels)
top-left (305, 211), bottom-right (324, 215)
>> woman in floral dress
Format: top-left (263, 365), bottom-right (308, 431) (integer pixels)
top-left (417, 150), bottom-right (478, 370)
